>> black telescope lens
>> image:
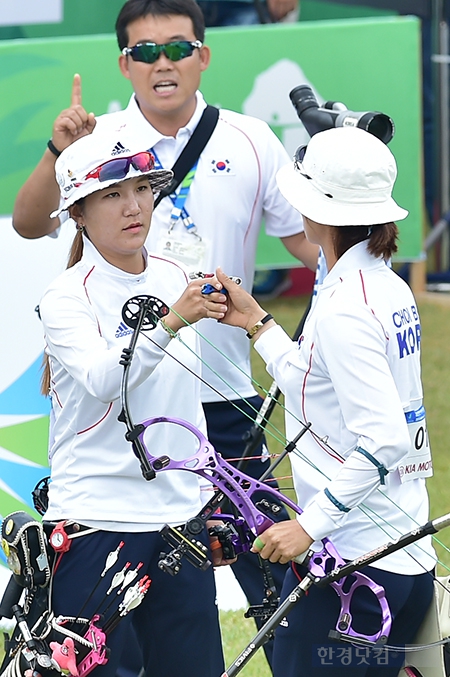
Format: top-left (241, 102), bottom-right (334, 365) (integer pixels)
top-left (357, 113), bottom-right (394, 144)
top-left (289, 84), bottom-right (319, 116)
top-left (289, 84), bottom-right (395, 145)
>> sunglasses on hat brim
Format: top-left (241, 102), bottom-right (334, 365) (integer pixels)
top-left (293, 144), bottom-right (314, 182)
top-left (122, 40), bottom-right (202, 64)
top-left (84, 152), bottom-right (155, 182)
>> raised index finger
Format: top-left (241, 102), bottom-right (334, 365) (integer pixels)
top-left (71, 73), bottom-right (82, 106)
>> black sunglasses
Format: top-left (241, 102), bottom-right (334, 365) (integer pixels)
top-left (122, 40), bottom-right (203, 64)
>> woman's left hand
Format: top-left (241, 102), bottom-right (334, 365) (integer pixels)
top-left (168, 277), bottom-right (228, 331)
top-left (215, 268), bottom-right (268, 332)
top-left (251, 520), bottom-right (314, 565)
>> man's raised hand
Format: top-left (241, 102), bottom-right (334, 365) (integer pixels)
top-left (50, 73), bottom-right (96, 154)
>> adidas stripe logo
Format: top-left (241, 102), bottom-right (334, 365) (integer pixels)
top-left (115, 321), bottom-right (133, 338)
top-left (111, 141), bottom-right (130, 156)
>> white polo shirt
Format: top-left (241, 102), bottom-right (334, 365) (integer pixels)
top-left (94, 93), bottom-right (304, 402)
top-left (255, 242), bottom-right (436, 574)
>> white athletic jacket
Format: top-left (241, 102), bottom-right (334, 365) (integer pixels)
top-left (255, 242), bottom-right (436, 574)
top-left (40, 238), bottom-right (207, 531)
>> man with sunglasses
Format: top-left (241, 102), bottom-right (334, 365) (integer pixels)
top-left (13, 0), bottom-right (318, 670)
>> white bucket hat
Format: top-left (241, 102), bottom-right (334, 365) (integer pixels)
top-left (276, 126), bottom-right (408, 226)
top-left (50, 131), bottom-right (173, 218)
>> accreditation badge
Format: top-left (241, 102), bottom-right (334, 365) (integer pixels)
top-left (398, 406), bottom-right (433, 482)
top-left (156, 231), bottom-right (209, 270)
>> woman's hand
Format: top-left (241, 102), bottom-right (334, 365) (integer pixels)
top-left (251, 520), bottom-right (313, 565)
top-left (166, 277), bottom-right (228, 332)
top-left (215, 268), bottom-right (274, 337)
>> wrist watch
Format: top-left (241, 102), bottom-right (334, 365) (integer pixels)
top-left (246, 313), bottom-right (273, 339)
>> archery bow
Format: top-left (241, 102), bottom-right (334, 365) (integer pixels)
top-left (116, 293), bottom-right (448, 657)
top-left (117, 301), bottom-right (392, 646)
top-left (159, 300), bottom-right (450, 578)
top-left (127, 414), bottom-right (391, 645)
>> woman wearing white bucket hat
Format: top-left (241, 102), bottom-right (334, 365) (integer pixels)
top-left (37, 131), bottom-right (228, 677)
top-left (216, 126), bottom-right (436, 676)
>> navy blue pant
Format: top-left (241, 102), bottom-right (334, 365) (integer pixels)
top-left (49, 529), bottom-right (224, 677)
top-left (203, 395), bottom-right (290, 669)
top-left (272, 562), bottom-right (434, 677)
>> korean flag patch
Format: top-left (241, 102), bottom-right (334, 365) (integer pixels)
top-left (208, 158), bottom-right (234, 175)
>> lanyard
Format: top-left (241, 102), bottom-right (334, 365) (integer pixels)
top-left (151, 148), bottom-right (199, 236)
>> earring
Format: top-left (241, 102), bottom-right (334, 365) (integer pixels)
top-left (76, 223), bottom-right (85, 232)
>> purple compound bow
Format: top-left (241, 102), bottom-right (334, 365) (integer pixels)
top-left (117, 295), bottom-right (392, 652)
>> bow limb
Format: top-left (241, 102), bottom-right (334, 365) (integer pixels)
top-left (118, 295), bottom-right (171, 481)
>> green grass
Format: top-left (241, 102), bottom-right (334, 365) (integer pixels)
top-left (220, 293), bottom-right (450, 675)
top-left (220, 610), bottom-right (272, 676)
top-left (418, 297), bottom-right (450, 573)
